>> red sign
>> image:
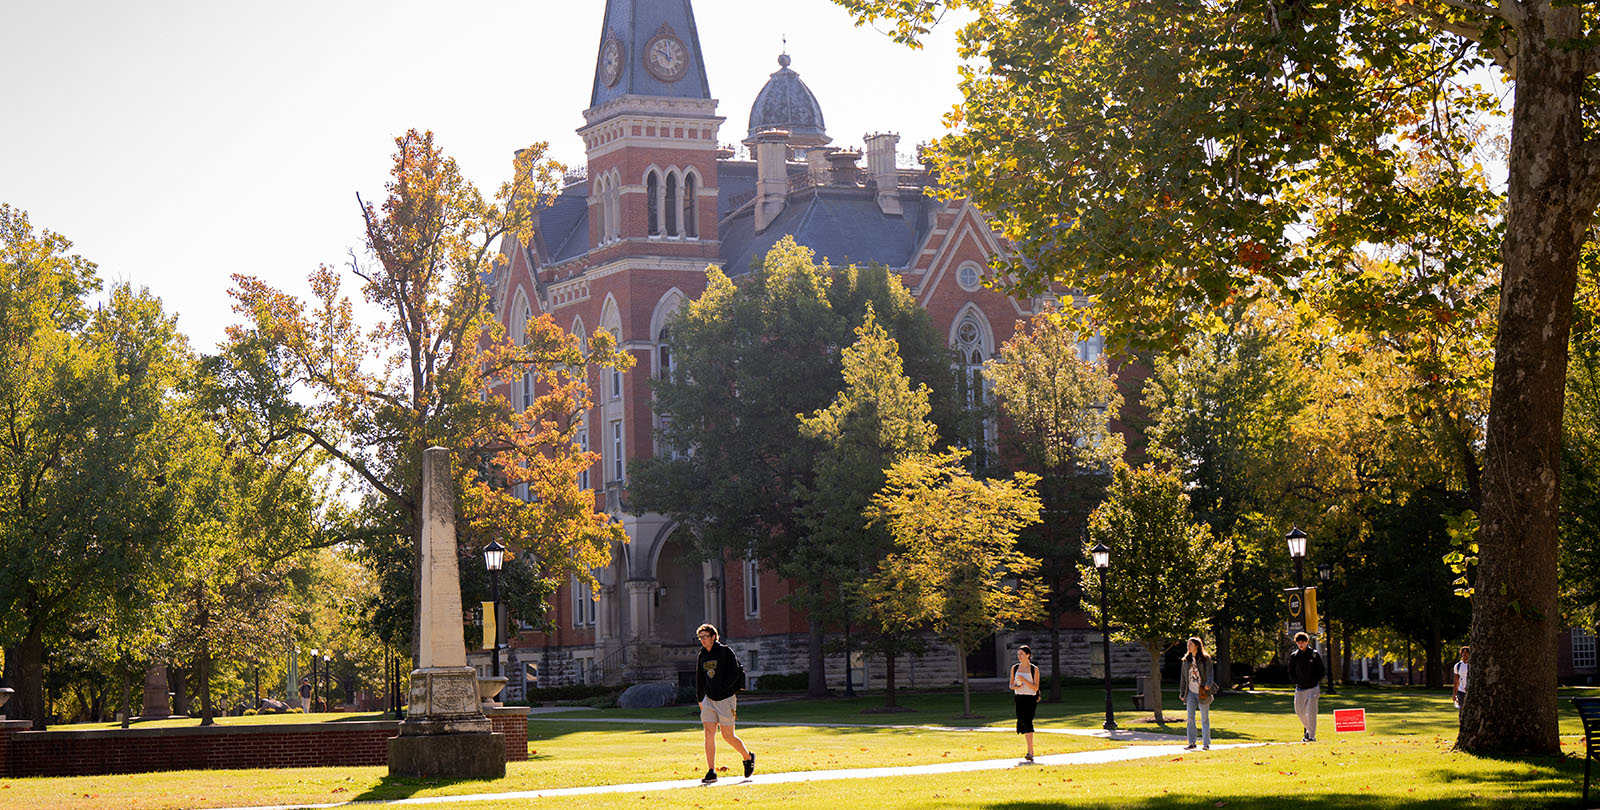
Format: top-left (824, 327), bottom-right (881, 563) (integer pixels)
top-left (1334, 708), bottom-right (1366, 733)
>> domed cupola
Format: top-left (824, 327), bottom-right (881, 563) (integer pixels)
top-left (746, 54), bottom-right (831, 148)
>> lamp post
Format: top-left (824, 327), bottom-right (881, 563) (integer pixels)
top-left (1285, 527), bottom-right (1308, 640)
top-left (483, 540), bottom-right (505, 678)
top-left (323, 652), bottom-right (332, 710)
top-left (1317, 561), bottom-right (1336, 695)
top-left (309, 648), bottom-right (319, 713)
top-left (1092, 541), bottom-right (1116, 731)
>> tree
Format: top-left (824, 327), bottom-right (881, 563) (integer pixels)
top-left (834, 0), bottom-right (1580, 754)
top-left (225, 130), bottom-right (626, 662)
top-left (1142, 304), bottom-right (1307, 688)
top-left (865, 449), bottom-right (1045, 717)
top-left (796, 305), bottom-right (939, 707)
top-left (985, 309), bottom-right (1123, 701)
top-left (0, 205), bottom-right (187, 728)
top-left (630, 237), bottom-right (953, 696)
top-left (1080, 463), bottom-right (1230, 724)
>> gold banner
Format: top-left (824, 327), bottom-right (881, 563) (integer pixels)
top-left (481, 601), bottom-right (496, 650)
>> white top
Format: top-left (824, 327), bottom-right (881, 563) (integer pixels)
top-left (1011, 663), bottom-right (1039, 696)
top-left (1453, 661), bottom-right (1469, 691)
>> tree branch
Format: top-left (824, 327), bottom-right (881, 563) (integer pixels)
top-left (289, 425), bottom-right (411, 508)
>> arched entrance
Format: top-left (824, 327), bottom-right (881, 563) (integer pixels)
top-left (652, 530), bottom-right (707, 645)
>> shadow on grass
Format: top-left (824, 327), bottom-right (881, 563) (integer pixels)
top-left (349, 756), bottom-right (552, 805)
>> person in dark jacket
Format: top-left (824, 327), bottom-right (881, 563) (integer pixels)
top-left (1287, 631), bottom-right (1326, 742)
top-left (695, 623), bottom-right (753, 783)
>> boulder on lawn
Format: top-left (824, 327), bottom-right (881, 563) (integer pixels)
top-left (617, 681), bottom-right (678, 709)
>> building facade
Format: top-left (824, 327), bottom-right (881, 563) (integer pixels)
top-left (475, 0), bottom-right (1133, 698)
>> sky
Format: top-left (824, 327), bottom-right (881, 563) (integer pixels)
top-left (1, 0), bottom-right (967, 352)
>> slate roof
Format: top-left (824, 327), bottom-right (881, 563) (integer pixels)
top-left (718, 183), bottom-right (934, 276)
top-left (538, 185), bottom-right (591, 266)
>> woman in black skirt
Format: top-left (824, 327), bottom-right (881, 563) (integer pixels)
top-left (1010, 644), bottom-right (1040, 761)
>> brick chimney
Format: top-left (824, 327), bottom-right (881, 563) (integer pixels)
top-left (865, 132), bottom-right (903, 215)
top-left (755, 129), bottom-right (791, 233)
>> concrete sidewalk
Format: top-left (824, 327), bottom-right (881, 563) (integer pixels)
top-left (201, 741), bottom-right (1265, 810)
top-left (530, 713), bottom-right (1185, 742)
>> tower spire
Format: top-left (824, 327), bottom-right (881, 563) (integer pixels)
top-left (590, 0), bottom-right (713, 111)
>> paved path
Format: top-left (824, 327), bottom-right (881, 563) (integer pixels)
top-left (530, 713), bottom-right (1184, 742)
top-left (202, 741), bottom-right (1265, 810)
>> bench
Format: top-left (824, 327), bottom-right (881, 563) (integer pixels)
top-left (1231, 675), bottom-right (1254, 691)
top-left (1576, 697), bottom-right (1600, 806)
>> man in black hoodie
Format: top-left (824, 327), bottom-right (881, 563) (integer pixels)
top-left (695, 623), bottom-right (753, 783)
top-left (1288, 631), bottom-right (1326, 742)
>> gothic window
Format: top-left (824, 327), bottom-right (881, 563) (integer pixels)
top-left (607, 171), bottom-right (621, 241)
top-left (657, 326), bottom-right (673, 380)
top-left (576, 427), bottom-right (590, 490)
top-left (682, 172), bottom-right (698, 238)
top-left (665, 171), bottom-right (680, 236)
top-left (953, 313), bottom-right (992, 470)
top-left (646, 170), bottom-right (661, 236)
top-left (594, 174), bottom-right (607, 243)
top-left (610, 418), bottom-right (624, 482)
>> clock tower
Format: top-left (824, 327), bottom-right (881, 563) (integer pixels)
top-left (580, 0), bottom-right (723, 260)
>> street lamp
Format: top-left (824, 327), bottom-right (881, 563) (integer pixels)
top-left (1285, 527), bottom-right (1308, 634)
top-left (323, 652), bottom-right (332, 711)
top-left (483, 540), bottom-right (505, 679)
top-left (1092, 541), bottom-right (1116, 731)
top-left (309, 648), bottom-right (319, 713)
top-left (1317, 561), bottom-right (1336, 695)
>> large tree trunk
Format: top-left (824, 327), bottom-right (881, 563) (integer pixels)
top-left (1460, 6), bottom-right (1594, 756)
top-left (807, 618), bottom-right (828, 698)
top-left (1215, 623), bottom-right (1232, 692)
top-left (19, 620), bottom-right (46, 730)
top-left (1145, 641), bottom-right (1165, 723)
top-left (169, 664), bottom-right (190, 716)
top-left (1425, 619), bottom-right (1443, 690)
top-left (119, 667), bottom-right (132, 729)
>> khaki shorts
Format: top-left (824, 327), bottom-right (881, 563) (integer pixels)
top-left (699, 696), bottom-right (737, 725)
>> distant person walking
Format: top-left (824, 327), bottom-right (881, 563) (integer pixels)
top-left (695, 623), bottom-right (754, 783)
top-left (1452, 646), bottom-right (1470, 715)
top-left (298, 678), bottom-right (312, 709)
top-left (1010, 645), bottom-right (1040, 762)
top-left (1177, 636), bottom-right (1217, 750)
top-left (1288, 631), bottom-right (1325, 742)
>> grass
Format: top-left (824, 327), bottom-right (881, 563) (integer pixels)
top-left (3, 685), bottom-right (1593, 810)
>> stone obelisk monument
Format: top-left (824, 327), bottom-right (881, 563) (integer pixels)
top-left (388, 447), bottom-right (505, 778)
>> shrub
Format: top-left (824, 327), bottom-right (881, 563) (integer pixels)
top-left (524, 683), bottom-right (630, 703)
top-left (756, 672), bottom-right (809, 691)
top-left (243, 709), bottom-right (258, 716)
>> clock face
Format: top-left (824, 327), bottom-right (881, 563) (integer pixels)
top-left (644, 33), bottom-right (688, 82)
top-left (601, 38), bottom-right (623, 86)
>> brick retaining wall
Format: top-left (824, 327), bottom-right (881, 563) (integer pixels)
top-left (0, 707), bottom-right (530, 777)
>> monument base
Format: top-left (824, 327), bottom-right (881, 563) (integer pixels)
top-left (387, 731), bottom-right (506, 779)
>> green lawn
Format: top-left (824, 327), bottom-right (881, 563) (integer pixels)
top-left (2, 685), bottom-right (1592, 810)
top-left (66, 711), bottom-right (391, 731)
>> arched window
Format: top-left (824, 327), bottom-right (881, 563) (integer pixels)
top-left (665, 171), bottom-right (680, 236)
top-left (522, 305), bottom-right (535, 410)
top-left (953, 313), bottom-right (992, 470)
top-left (646, 171), bottom-right (660, 236)
top-left (594, 175), bottom-right (607, 243)
top-left (607, 171), bottom-right (621, 241)
top-left (682, 172), bottom-right (698, 238)
top-left (657, 326), bottom-right (673, 380)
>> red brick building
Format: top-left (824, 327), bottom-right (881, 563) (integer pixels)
top-left (475, 0), bottom-right (1137, 696)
